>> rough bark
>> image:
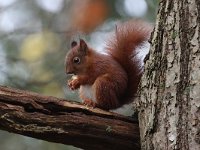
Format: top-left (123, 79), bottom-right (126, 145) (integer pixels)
top-left (0, 86), bottom-right (140, 150)
top-left (138, 0), bottom-right (200, 149)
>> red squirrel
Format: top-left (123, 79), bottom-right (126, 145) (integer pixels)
top-left (65, 20), bottom-right (152, 110)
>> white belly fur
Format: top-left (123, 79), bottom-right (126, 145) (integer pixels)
top-left (80, 85), bottom-right (96, 102)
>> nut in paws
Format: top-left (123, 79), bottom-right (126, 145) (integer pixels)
top-left (68, 79), bottom-right (80, 90)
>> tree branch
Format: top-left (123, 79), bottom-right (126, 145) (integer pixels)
top-left (0, 86), bottom-right (140, 150)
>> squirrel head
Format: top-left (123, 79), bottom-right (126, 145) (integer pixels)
top-left (65, 39), bottom-right (89, 75)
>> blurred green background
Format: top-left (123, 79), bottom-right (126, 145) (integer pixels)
top-left (0, 0), bottom-right (158, 149)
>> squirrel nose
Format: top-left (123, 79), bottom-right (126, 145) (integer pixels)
top-left (66, 71), bottom-right (74, 75)
top-left (66, 68), bottom-right (74, 75)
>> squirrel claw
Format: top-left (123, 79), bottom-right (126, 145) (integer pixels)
top-left (68, 79), bottom-right (80, 90)
top-left (83, 99), bottom-right (96, 108)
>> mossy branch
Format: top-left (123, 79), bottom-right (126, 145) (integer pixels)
top-left (0, 86), bottom-right (140, 150)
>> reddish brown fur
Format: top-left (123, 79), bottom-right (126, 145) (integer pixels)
top-left (107, 20), bottom-right (152, 105)
top-left (65, 20), bottom-right (152, 110)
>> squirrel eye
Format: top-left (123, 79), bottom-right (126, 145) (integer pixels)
top-left (73, 57), bottom-right (81, 64)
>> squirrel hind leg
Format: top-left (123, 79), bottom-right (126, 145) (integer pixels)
top-left (79, 86), bottom-right (97, 108)
top-left (93, 75), bottom-right (120, 110)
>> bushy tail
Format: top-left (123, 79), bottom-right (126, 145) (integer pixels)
top-left (106, 20), bottom-right (152, 105)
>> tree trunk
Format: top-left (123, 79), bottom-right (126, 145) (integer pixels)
top-left (0, 86), bottom-right (140, 150)
top-left (138, 0), bottom-right (200, 149)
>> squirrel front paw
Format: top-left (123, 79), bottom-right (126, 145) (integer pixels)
top-left (68, 79), bottom-right (80, 90)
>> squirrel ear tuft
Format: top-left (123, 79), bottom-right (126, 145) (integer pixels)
top-left (71, 41), bottom-right (77, 48)
top-left (79, 39), bottom-right (88, 54)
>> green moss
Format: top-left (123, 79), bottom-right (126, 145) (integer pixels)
top-left (172, 31), bottom-right (178, 39)
top-left (106, 126), bottom-right (112, 133)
